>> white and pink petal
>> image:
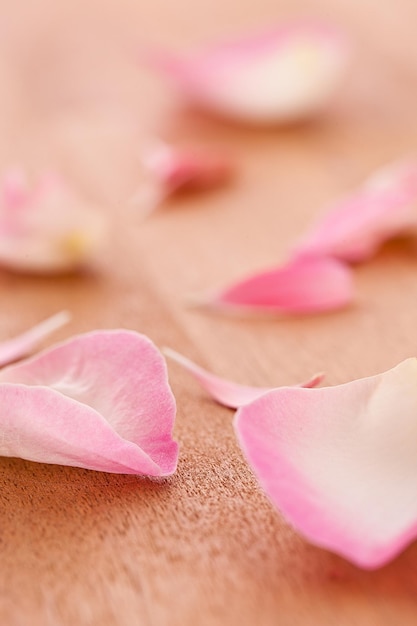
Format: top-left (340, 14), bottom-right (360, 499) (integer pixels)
top-left (235, 358), bottom-right (417, 568)
top-left (150, 21), bottom-right (349, 124)
top-left (0, 168), bottom-right (107, 274)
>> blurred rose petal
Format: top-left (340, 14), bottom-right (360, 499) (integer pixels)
top-left (0, 330), bottom-right (178, 475)
top-left (0, 310), bottom-right (70, 367)
top-left (165, 347), bottom-right (323, 408)
top-left (150, 21), bottom-right (349, 124)
top-left (191, 256), bottom-right (354, 316)
top-left (132, 141), bottom-right (234, 215)
top-left (294, 159), bottom-right (417, 262)
top-left (235, 358), bottom-right (417, 568)
top-left (145, 141), bottom-right (233, 195)
top-left (0, 169), bottom-right (107, 274)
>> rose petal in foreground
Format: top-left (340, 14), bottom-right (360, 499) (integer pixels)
top-left (0, 168), bottom-right (107, 274)
top-left (0, 330), bottom-right (178, 475)
top-left (192, 256), bottom-right (354, 315)
top-left (235, 358), bottom-right (417, 568)
top-left (294, 159), bottom-right (417, 263)
top-left (165, 348), bottom-right (323, 408)
top-left (0, 311), bottom-right (71, 367)
top-left (149, 21), bottom-right (349, 124)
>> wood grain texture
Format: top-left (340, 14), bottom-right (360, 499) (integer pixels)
top-left (1, 0), bottom-right (417, 624)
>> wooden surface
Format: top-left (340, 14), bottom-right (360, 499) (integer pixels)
top-left (1, 1), bottom-right (417, 624)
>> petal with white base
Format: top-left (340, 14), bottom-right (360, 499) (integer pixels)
top-left (150, 21), bottom-right (349, 124)
top-left (235, 358), bottom-right (417, 568)
top-left (0, 169), bottom-right (107, 274)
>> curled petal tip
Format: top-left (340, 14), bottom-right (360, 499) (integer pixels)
top-left (140, 141), bottom-right (234, 209)
top-left (301, 371), bottom-right (325, 388)
top-left (165, 347), bottom-right (324, 409)
top-left (29, 310), bottom-right (72, 335)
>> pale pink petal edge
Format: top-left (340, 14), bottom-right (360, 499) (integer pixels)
top-left (0, 311), bottom-right (71, 367)
top-left (165, 347), bottom-right (324, 409)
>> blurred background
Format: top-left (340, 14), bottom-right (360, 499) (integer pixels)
top-left (1, 0), bottom-right (416, 208)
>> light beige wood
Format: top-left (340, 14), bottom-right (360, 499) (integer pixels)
top-left (0, 1), bottom-right (417, 624)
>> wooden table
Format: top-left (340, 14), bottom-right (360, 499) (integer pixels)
top-left (1, 0), bottom-right (417, 624)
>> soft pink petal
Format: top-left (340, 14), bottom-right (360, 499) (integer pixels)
top-left (144, 141), bottom-right (233, 196)
top-left (0, 311), bottom-right (71, 367)
top-left (149, 21), bottom-right (349, 123)
top-left (132, 141), bottom-right (234, 216)
top-left (0, 330), bottom-right (178, 475)
top-left (0, 168), bottom-right (107, 274)
top-left (193, 256), bottom-right (354, 315)
top-left (165, 347), bottom-right (323, 408)
top-left (235, 358), bottom-right (417, 568)
top-left (294, 159), bottom-right (417, 262)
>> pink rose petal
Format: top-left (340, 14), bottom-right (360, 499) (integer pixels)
top-left (294, 159), bottom-right (417, 263)
top-left (192, 256), bottom-right (354, 315)
top-left (149, 21), bottom-right (349, 124)
top-left (0, 311), bottom-right (71, 367)
top-left (235, 358), bottom-right (417, 568)
top-left (144, 141), bottom-right (233, 196)
top-left (132, 141), bottom-right (234, 216)
top-left (0, 330), bottom-right (178, 475)
top-left (0, 168), bottom-right (107, 274)
top-left (165, 347), bottom-right (323, 408)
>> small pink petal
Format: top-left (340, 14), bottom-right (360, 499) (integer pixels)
top-left (165, 347), bottom-right (324, 408)
top-left (235, 358), bottom-right (417, 568)
top-left (192, 256), bottom-right (354, 315)
top-left (294, 159), bottom-right (417, 263)
top-left (0, 330), bottom-right (178, 475)
top-left (0, 311), bottom-right (71, 368)
top-left (132, 141), bottom-right (234, 215)
top-left (144, 141), bottom-right (233, 196)
top-left (149, 21), bottom-right (349, 124)
top-left (0, 168), bottom-right (107, 274)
